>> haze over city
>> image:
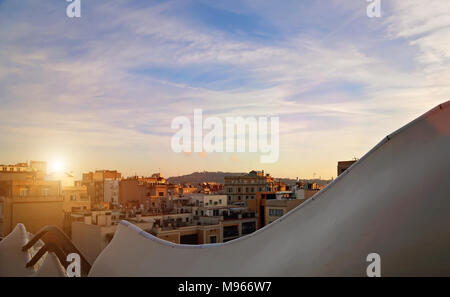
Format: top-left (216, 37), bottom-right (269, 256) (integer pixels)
top-left (1, 0), bottom-right (449, 179)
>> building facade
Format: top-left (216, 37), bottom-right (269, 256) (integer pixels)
top-left (82, 170), bottom-right (121, 209)
top-left (337, 160), bottom-right (357, 176)
top-left (224, 170), bottom-right (286, 204)
top-left (119, 175), bottom-right (168, 210)
top-left (0, 179), bottom-right (64, 236)
top-left (0, 161), bottom-right (47, 181)
top-left (62, 182), bottom-right (90, 213)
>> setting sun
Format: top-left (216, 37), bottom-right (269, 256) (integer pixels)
top-left (49, 159), bottom-right (65, 173)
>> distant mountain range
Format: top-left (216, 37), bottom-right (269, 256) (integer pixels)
top-left (167, 171), bottom-right (244, 184)
top-left (167, 171), bottom-right (332, 185)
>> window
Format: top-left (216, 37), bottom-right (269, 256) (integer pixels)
top-left (19, 188), bottom-right (29, 197)
top-left (223, 225), bottom-right (239, 239)
top-left (219, 199), bottom-right (222, 204)
top-left (238, 188), bottom-right (241, 193)
top-left (158, 192), bottom-right (164, 196)
top-left (269, 209), bottom-right (284, 217)
top-left (238, 196), bottom-right (241, 200)
top-left (242, 222), bottom-right (256, 235)
top-left (41, 188), bottom-right (49, 196)
top-left (210, 236), bottom-right (217, 243)
top-left (180, 234), bottom-right (198, 244)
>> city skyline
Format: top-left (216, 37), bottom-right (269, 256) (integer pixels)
top-left (0, 159), bottom-right (336, 182)
top-left (1, 0), bottom-right (449, 180)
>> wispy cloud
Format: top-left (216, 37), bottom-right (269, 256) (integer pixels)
top-left (0, 0), bottom-right (449, 178)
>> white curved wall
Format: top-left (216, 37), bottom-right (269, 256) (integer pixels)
top-left (89, 101), bottom-right (450, 277)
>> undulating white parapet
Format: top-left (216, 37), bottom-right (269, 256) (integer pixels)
top-left (89, 101), bottom-right (450, 277)
top-left (0, 224), bottom-right (67, 277)
top-left (0, 224), bottom-right (33, 277)
top-left (31, 252), bottom-right (66, 277)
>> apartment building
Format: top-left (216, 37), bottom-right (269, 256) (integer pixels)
top-left (264, 198), bottom-right (306, 225)
top-left (337, 160), bottom-right (357, 176)
top-left (224, 170), bottom-right (287, 204)
top-left (248, 185), bottom-right (313, 229)
top-left (186, 193), bottom-right (257, 242)
top-left (0, 161), bottom-right (47, 181)
top-left (62, 182), bottom-right (90, 213)
top-left (189, 194), bottom-right (227, 208)
top-left (82, 170), bottom-right (121, 209)
top-left (0, 179), bottom-right (64, 236)
top-left (120, 174), bottom-right (199, 213)
top-left (119, 175), bottom-right (168, 210)
top-left (199, 182), bottom-right (224, 194)
top-left (152, 222), bottom-right (222, 245)
top-left (151, 204), bottom-right (256, 244)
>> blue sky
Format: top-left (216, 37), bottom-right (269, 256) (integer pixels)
top-left (0, 0), bottom-right (449, 179)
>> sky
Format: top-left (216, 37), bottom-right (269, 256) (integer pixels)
top-left (0, 0), bottom-right (449, 180)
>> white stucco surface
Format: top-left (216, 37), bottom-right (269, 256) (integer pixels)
top-left (88, 102), bottom-right (450, 277)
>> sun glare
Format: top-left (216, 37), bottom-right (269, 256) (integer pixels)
top-left (50, 160), bottom-right (65, 173)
